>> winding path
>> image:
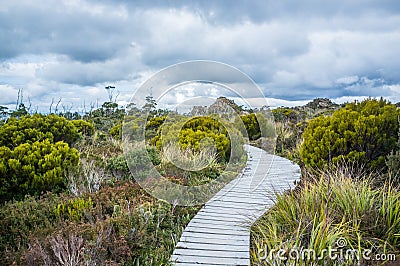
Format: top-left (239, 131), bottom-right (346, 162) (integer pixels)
top-left (171, 145), bottom-right (301, 266)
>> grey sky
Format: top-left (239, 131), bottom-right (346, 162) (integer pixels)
top-left (0, 0), bottom-right (399, 111)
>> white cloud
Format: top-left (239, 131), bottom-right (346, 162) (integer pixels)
top-left (336, 75), bottom-right (359, 85)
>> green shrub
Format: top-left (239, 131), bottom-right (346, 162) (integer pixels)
top-left (71, 119), bottom-right (95, 136)
top-left (387, 149), bottom-right (400, 178)
top-left (0, 181), bottom-right (199, 265)
top-left (0, 114), bottom-right (80, 148)
top-left (240, 113), bottom-right (261, 140)
top-left (108, 147), bottom-right (161, 180)
top-left (154, 116), bottom-right (232, 162)
top-left (386, 119), bottom-right (400, 180)
top-left (145, 116), bottom-right (166, 140)
top-left (107, 154), bottom-right (130, 179)
top-left (89, 102), bottom-right (125, 131)
top-left (300, 98), bottom-right (399, 169)
top-left (0, 193), bottom-right (61, 264)
top-left (54, 196), bottom-right (94, 222)
top-left (0, 139), bottom-right (79, 202)
top-left (110, 123), bottom-right (122, 138)
top-left (272, 107), bottom-right (297, 122)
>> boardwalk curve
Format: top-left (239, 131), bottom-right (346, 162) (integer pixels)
top-left (171, 144), bottom-right (301, 265)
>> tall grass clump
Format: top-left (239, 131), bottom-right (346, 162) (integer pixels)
top-left (161, 143), bottom-right (219, 172)
top-left (251, 167), bottom-right (400, 265)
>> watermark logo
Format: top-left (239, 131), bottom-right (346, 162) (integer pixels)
top-left (257, 237), bottom-right (397, 264)
top-left (122, 61), bottom-right (276, 206)
top-left (335, 237), bottom-right (347, 248)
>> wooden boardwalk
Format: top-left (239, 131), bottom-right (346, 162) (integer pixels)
top-left (171, 145), bottom-right (301, 265)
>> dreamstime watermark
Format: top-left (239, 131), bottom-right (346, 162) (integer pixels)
top-left (257, 237), bottom-right (397, 264)
top-left (122, 61), bottom-right (276, 206)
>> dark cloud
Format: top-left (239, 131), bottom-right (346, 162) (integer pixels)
top-left (0, 0), bottom-right (399, 110)
top-left (0, 0), bottom-right (133, 62)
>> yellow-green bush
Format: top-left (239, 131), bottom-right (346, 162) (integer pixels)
top-left (240, 113), bottom-right (261, 140)
top-left (154, 116), bottom-right (232, 162)
top-left (300, 99), bottom-right (399, 169)
top-left (0, 139), bottom-right (79, 202)
top-left (110, 123), bottom-right (122, 138)
top-left (0, 114), bottom-right (81, 147)
top-left (54, 196), bottom-right (93, 221)
top-left (71, 119), bottom-right (95, 136)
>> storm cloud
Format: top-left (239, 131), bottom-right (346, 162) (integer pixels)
top-left (0, 0), bottom-right (399, 110)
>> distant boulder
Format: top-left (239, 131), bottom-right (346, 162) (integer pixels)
top-left (304, 98), bottom-right (338, 110)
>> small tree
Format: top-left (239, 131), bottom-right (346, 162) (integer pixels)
top-left (142, 95), bottom-right (157, 117)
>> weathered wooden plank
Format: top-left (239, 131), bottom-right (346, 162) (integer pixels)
top-left (185, 223), bottom-right (248, 232)
top-left (176, 241), bottom-right (248, 251)
top-left (195, 211), bottom-right (248, 219)
top-left (171, 254), bottom-right (249, 265)
top-left (178, 237), bottom-right (249, 246)
top-left (188, 212), bottom-right (247, 224)
top-left (183, 227), bottom-right (248, 237)
top-left (174, 263), bottom-right (223, 266)
top-left (173, 248), bottom-right (249, 259)
top-left (180, 231), bottom-right (249, 241)
top-left (208, 197), bottom-right (273, 205)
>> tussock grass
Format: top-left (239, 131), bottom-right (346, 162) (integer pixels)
top-left (251, 167), bottom-right (400, 265)
top-left (161, 143), bottom-right (219, 171)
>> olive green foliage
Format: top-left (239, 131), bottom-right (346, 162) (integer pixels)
top-left (142, 95), bottom-right (157, 115)
top-left (60, 111), bottom-right (82, 120)
top-left (89, 102), bottom-right (125, 131)
top-left (0, 110), bottom-right (6, 127)
top-left (10, 103), bottom-right (28, 118)
top-left (179, 117), bottom-right (230, 158)
top-left (155, 116), bottom-right (231, 162)
top-left (270, 108), bottom-right (307, 162)
top-left (0, 139), bottom-right (79, 202)
top-left (112, 114), bottom-right (159, 140)
top-left (0, 114), bottom-right (82, 202)
top-left (0, 106), bottom-right (9, 123)
top-left (71, 119), bottom-right (95, 136)
top-left (272, 107), bottom-right (300, 122)
top-left (300, 99), bottom-right (399, 169)
top-left (54, 196), bottom-right (94, 222)
top-left (240, 113), bottom-right (261, 140)
top-left (145, 116), bottom-right (166, 140)
top-left (107, 147), bottom-right (161, 180)
top-left (386, 120), bottom-right (400, 180)
top-left (0, 114), bottom-right (80, 148)
top-left (110, 122), bottom-right (122, 138)
top-left (121, 116), bottom-right (147, 142)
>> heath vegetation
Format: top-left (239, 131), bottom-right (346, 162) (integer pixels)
top-left (0, 96), bottom-right (399, 265)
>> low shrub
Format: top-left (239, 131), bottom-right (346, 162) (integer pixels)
top-left (1, 181), bottom-right (200, 265)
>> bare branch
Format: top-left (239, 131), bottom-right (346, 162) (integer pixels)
top-left (49, 98), bottom-right (54, 113)
top-left (27, 97), bottom-right (32, 114)
top-left (16, 88), bottom-right (23, 109)
top-left (55, 98), bottom-right (62, 114)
